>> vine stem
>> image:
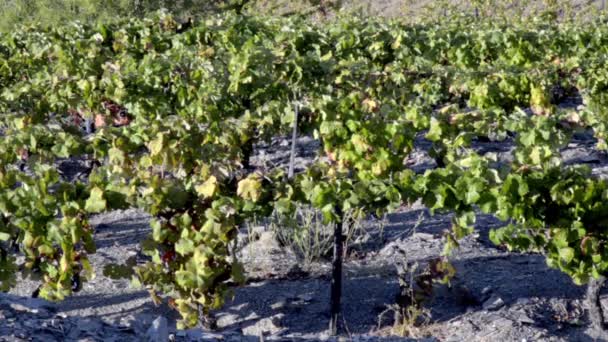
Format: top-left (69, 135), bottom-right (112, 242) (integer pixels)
top-left (198, 304), bottom-right (217, 330)
top-left (329, 205), bottom-right (344, 335)
top-left (84, 118), bottom-right (94, 135)
top-left (242, 139), bottom-right (253, 170)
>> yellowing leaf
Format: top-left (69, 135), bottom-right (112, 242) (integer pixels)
top-left (195, 176), bottom-right (218, 199)
top-left (237, 176), bottom-right (262, 202)
top-left (529, 146), bottom-right (542, 165)
top-left (530, 84), bottom-right (554, 116)
top-left (565, 111), bottom-right (581, 125)
top-left (362, 98), bottom-right (378, 112)
top-left (558, 247), bottom-right (575, 263)
top-left (0, 232), bottom-right (10, 241)
top-left (148, 133), bottom-right (165, 156)
top-left (351, 134), bottom-right (372, 154)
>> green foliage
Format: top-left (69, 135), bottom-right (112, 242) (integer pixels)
top-left (4, 10), bottom-right (608, 329)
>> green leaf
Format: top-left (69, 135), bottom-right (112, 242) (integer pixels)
top-left (426, 117), bottom-right (443, 142)
top-left (558, 247), bottom-right (575, 263)
top-left (351, 134), bottom-right (371, 154)
top-left (529, 146), bottom-right (542, 165)
top-left (176, 239), bottom-right (195, 256)
top-left (552, 230), bottom-right (569, 248)
top-left (0, 232), bottom-right (10, 241)
top-left (519, 131), bottom-right (536, 147)
top-left (85, 187), bottom-right (107, 213)
top-left (148, 133), bottom-right (165, 156)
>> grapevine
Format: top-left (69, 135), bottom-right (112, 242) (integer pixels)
top-left (4, 9), bottom-right (608, 333)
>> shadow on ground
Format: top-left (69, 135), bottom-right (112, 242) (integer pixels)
top-left (212, 251), bottom-right (587, 339)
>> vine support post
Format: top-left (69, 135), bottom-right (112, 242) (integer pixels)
top-left (288, 94), bottom-right (299, 180)
top-left (329, 205), bottom-right (344, 335)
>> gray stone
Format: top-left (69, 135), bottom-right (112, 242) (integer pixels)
top-left (270, 300), bottom-right (287, 310)
top-left (297, 293), bottom-right (314, 302)
top-left (514, 311), bottom-right (535, 325)
top-left (514, 297), bottom-right (533, 306)
top-left (146, 316), bottom-right (168, 342)
top-left (217, 313), bottom-right (241, 328)
top-left (54, 313), bottom-right (69, 321)
top-left (413, 232), bottom-right (436, 241)
top-left (185, 328), bottom-right (231, 341)
top-left (483, 295), bottom-right (505, 311)
top-left (8, 303), bottom-right (30, 313)
top-left (241, 314), bottom-right (285, 336)
top-left (243, 312), bottom-right (261, 321)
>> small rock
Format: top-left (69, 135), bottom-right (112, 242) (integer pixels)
top-left (243, 312), bottom-right (260, 321)
top-left (241, 314), bottom-right (285, 336)
top-left (516, 312), bottom-right (535, 325)
top-left (9, 303), bottom-right (31, 313)
top-left (9, 302), bottom-right (50, 317)
top-left (50, 318), bottom-right (62, 328)
top-left (270, 300), bottom-right (287, 310)
top-left (483, 295), bottom-right (505, 311)
top-left (180, 328), bottom-right (216, 340)
top-left (297, 293), bottom-right (314, 302)
top-left (514, 297), bottom-right (532, 306)
top-left (146, 316), bottom-right (168, 342)
top-left (413, 232), bottom-right (435, 241)
top-left (217, 313), bottom-right (240, 328)
top-left (476, 286), bottom-right (493, 303)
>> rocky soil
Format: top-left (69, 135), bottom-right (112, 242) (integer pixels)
top-left (3, 126), bottom-right (608, 342)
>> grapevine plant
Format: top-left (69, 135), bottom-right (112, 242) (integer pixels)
top-left (4, 9), bottom-right (608, 333)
